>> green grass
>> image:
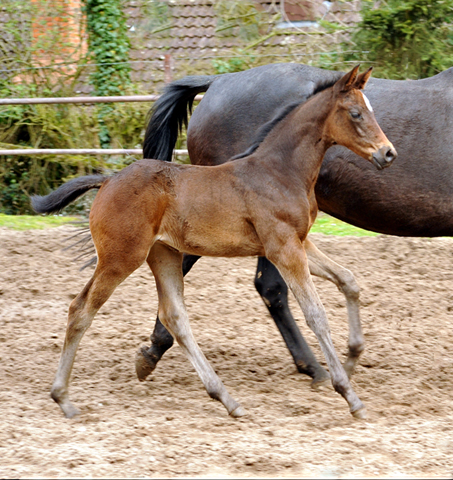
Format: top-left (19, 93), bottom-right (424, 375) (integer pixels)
top-left (310, 213), bottom-right (378, 237)
top-left (0, 213), bottom-right (79, 230)
top-left (0, 212), bottom-right (377, 235)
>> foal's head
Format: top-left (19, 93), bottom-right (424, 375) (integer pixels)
top-left (325, 65), bottom-right (397, 170)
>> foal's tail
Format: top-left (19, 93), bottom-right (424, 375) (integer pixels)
top-left (143, 75), bottom-right (217, 162)
top-left (31, 174), bottom-right (107, 214)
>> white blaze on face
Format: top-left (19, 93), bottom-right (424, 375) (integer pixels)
top-left (361, 91), bottom-right (373, 112)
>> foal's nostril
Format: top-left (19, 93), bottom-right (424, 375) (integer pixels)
top-left (372, 146), bottom-right (397, 170)
top-left (383, 146), bottom-right (397, 164)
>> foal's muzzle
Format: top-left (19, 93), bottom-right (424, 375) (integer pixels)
top-left (372, 145), bottom-right (397, 170)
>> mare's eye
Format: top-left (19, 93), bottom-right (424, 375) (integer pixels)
top-left (350, 111), bottom-right (361, 119)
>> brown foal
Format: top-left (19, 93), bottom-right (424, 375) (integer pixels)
top-left (32, 66), bottom-right (396, 419)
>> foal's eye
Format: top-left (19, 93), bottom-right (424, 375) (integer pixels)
top-left (350, 111), bottom-right (361, 120)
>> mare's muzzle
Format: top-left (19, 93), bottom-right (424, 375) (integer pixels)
top-left (372, 145), bottom-right (397, 170)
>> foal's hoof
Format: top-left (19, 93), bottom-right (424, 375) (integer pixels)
top-left (229, 406), bottom-right (246, 418)
top-left (59, 402), bottom-right (81, 419)
top-left (135, 346), bottom-right (157, 382)
top-left (51, 389), bottom-right (81, 418)
top-left (311, 375), bottom-right (332, 391)
top-left (343, 359), bottom-right (358, 379)
top-left (351, 406), bottom-right (367, 420)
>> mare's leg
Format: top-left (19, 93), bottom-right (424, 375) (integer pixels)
top-left (304, 238), bottom-right (364, 377)
top-left (135, 254), bottom-right (201, 381)
top-left (254, 256), bottom-right (330, 386)
top-left (52, 252), bottom-right (147, 418)
top-left (267, 237), bottom-right (365, 418)
top-left (147, 244), bottom-right (244, 417)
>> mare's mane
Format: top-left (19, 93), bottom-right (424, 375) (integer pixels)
top-left (230, 76), bottom-right (340, 161)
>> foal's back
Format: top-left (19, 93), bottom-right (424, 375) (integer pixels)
top-left (90, 159), bottom-right (265, 258)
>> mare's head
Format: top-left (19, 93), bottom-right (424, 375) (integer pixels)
top-left (325, 65), bottom-right (397, 170)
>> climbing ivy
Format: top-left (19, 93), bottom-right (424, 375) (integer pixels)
top-left (344, 0), bottom-right (453, 79)
top-left (82, 0), bottom-right (132, 147)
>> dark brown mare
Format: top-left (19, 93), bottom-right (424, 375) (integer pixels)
top-left (32, 67), bottom-right (396, 419)
top-left (137, 62), bottom-right (453, 387)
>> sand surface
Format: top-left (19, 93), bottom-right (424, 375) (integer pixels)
top-left (1, 226), bottom-right (452, 478)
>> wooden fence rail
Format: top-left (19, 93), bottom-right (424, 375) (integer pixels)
top-left (0, 149), bottom-right (187, 156)
top-left (0, 93), bottom-right (204, 156)
top-left (0, 94), bottom-right (203, 105)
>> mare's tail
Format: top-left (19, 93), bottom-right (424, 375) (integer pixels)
top-left (31, 174), bottom-right (107, 214)
top-left (143, 75), bottom-right (217, 161)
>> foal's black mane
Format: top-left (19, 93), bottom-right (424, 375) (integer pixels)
top-left (230, 102), bottom-right (301, 160)
top-left (231, 76), bottom-right (339, 161)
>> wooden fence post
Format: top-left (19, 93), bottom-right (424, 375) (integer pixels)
top-left (164, 54), bottom-right (174, 83)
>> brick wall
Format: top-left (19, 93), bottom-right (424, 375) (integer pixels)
top-left (31, 0), bottom-right (86, 71)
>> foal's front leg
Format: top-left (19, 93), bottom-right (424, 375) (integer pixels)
top-left (147, 244), bottom-right (244, 417)
top-left (267, 237), bottom-right (366, 418)
top-left (254, 239), bottom-right (364, 383)
top-left (304, 237), bottom-right (364, 377)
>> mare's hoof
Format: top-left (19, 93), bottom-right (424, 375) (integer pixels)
top-left (135, 346), bottom-right (157, 382)
top-left (230, 406), bottom-right (246, 418)
top-left (351, 407), bottom-right (367, 420)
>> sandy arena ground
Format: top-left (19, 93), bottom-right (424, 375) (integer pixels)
top-left (0, 226), bottom-right (452, 478)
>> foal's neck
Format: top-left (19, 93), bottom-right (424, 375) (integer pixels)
top-left (257, 88), bottom-right (335, 171)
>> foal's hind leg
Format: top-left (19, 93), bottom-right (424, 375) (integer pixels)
top-left (254, 256), bottom-right (330, 386)
top-left (305, 238), bottom-right (364, 377)
top-left (52, 253), bottom-right (148, 418)
top-left (135, 254), bottom-right (201, 381)
top-left (147, 244), bottom-right (244, 417)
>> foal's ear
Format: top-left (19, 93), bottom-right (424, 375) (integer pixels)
top-left (336, 65), bottom-right (360, 92)
top-left (354, 67), bottom-right (373, 90)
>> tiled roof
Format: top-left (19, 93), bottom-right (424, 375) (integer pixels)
top-left (123, 0), bottom-right (360, 93)
top-left (1, 0), bottom-right (359, 93)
